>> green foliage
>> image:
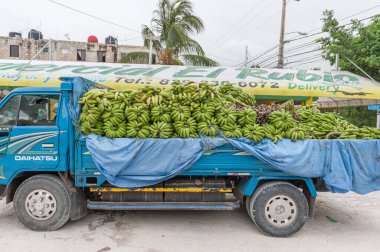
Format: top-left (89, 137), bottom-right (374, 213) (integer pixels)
top-left (119, 52), bottom-right (155, 64)
top-left (318, 10), bottom-right (380, 81)
top-left (122, 0), bottom-right (217, 66)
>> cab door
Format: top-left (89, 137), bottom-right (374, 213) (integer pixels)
top-left (0, 94), bottom-right (21, 181)
top-left (2, 94), bottom-right (61, 175)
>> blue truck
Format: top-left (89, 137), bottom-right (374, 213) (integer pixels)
top-left (0, 77), bottom-right (324, 237)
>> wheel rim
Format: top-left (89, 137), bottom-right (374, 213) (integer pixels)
top-left (265, 195), bottom-right (297, 226)
top-left (25, 189), bottom-right (57, 220)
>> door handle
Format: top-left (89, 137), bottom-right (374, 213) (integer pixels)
top-left (42, 144), bottom-right (55, 148)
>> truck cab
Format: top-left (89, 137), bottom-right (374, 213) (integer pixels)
top-left (0, 78), bottom-right (317, 237)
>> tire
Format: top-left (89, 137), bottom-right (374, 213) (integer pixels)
top-left (248, 181), bottom-right (309, 237)
top-left (13, 174), bottom-right (71, 231)
top-left (245, 196), bottom-right (252, 218)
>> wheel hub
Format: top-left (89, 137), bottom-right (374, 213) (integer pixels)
top-left (25, 189), bottom-right (57, 220)
top-left (265, 195), bottom-right (297, 226)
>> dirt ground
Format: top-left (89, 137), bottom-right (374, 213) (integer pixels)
top-left (1, 191), bottom-right (380, 252)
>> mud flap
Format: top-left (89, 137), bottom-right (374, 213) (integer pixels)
top-left (70, 188), bottom-right (88, 221)
top-left (0, 185), bottom-right (6, 200)
top-left (303, 187), bottom-right (316, 218)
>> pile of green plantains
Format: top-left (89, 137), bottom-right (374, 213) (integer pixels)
top-left (78, 82), bottom-right (380, 142)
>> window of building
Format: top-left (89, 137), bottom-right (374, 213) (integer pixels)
top-left (0, 95), bottom-right (21, 126)
top-left (17, 95), bottom-right (59, 126)
top-left (10, 45), bottom-right (20, 57)
top-left (97, 51), bottom-right (106, 62)
top-left (77, 49), bottom-right (86, 61)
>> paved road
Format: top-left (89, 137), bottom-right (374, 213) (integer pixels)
top-left (1, 192), bottom-right (380, 252)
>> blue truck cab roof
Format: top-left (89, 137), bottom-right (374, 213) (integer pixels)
top-left (10, 77), bottom-right (75, 95)
top-left (11, 87), bottom-right (61, 93)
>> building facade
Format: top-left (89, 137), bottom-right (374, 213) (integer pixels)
top-left (0, 35), bottom-right (149, 63)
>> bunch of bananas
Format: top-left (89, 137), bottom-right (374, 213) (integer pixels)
top-left (263, 124), bottom-right (284, 143)
top-left (150, 122), bottom-right (173, 138)
top-left (198, 119), bottom-right (219, 137)
top-left (151, 105), bottom-right (171, 123)
top-left (269, 110), bottom-right (296, 130)
top-left (171, 105), bottom-right (192, 122)
top-left (102, 107), bottom-right (125, 125)
top-left (284, 127), bottom-right (307, 141)
top-left (219, 83), bottom-right (256, 106)
top-left (78, 81), bottom-right (380, 142)
top-left (137, 86), bottom-right (169, 106)
top-left (126, 121), bottom-right (151, 138)
top-left (237, 108), bottom-right (257, 126)
top-left (174, 118), bottom-right (198, 138)
top-left (125, 106), bottom-right (150, 124)
top-left (216, 108), bottom-right (236, 126)
top-left (338, 126), bottom-right (380, 140)
top-left (296, 106), bottom-right (319, 121)
top-left (104, 121), bottom-right (127, 138)
top-left (221, 124), bottom-right (243, 138)
top-left (80, 107), bottom-right (102, 124)
top-left (193, 104), bottom-right (215, 122)
top-left (198, 83), bottom-right (219, 101)
top-left (243, 124), bottom-right (265, 142)
top-left (78, 89), bottom-right (104, 105)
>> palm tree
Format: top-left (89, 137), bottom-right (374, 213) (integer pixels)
top-left (120, 0), bottom-right (217, 66)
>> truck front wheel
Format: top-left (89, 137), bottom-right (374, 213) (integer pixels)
top-left (13, 174), bottom-right (71, 231)
top-left (248, 181), bottom-right (309, 237)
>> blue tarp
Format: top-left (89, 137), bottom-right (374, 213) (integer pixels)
top-left (69, 77), bottom-right (380, 194)
top-left (67, 76), bottom-right (96, 131)
top-left (86, 135), bottom-right (380, 194)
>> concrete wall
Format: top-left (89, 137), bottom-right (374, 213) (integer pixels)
top-left (0, 36), bottom-right (149, 63)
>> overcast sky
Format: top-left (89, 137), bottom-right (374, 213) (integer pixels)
top-left (1, 0), bottom-right (379, 70)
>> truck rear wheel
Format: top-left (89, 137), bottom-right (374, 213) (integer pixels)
top-left (13, 174), bottom-right (71, 231)
top-left (248, 181), bottom-right (309, 237)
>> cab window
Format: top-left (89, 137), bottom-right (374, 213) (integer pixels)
top-left (17, 95), bottom-right (59, 126)
top-left (0, 95), bottom-right (21, 126)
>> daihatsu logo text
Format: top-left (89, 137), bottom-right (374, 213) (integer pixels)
top-left (15, 156), bottom-right (58, 161)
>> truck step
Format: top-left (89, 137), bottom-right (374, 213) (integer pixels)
top-left (87, 201), bottom-right (240, 211)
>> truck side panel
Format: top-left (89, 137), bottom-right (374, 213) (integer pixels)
top-left (75, 139), bottom-right (316, 197)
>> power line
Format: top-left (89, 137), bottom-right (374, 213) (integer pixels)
top-left (258, 14), bottom-right (377, 66)
top-left (285, 31), bottom-right (324, 43)
top-left (208, 53), bottom-right (242, 64)
top-left (285, 41), bottom-right (319, 53)
top-left (209, 0), bottom-right (279, 54)
top-left (262, 52), bottom-right (322, 68)
top-left (284, 14), bottom-right (378, 45)
top-left (288, 58), bottom-right (324, 68)
top-left (288, 8), bottom-right (380, 41)
top-left (284, 48), bottom-right (322, 58)
top-left (251, 6), bottom-right (380, 66)
top-left (47, 0), bottom-right (141, 34)
top-left (235, 29), bottom-right (316, 67)
top-left (234, 44), bottom-right (279, 67)
top-left (206, 0), bottom-right (267, 53)
top-left (285, 54), bottom-right (323, 65)
top-left (255, 41), bottom-right (319, 65)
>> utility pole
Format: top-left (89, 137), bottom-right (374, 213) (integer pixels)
top-left (277, 0), bottom-right (287, 69)
top-left (49, 39), bottom-right (52, 61)
top-left (244, 46), bottom-right (248, 68)
top-left (148, 35), bottom-right (153, 68)
top-left (335, 54), bottom-right (340, 71)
